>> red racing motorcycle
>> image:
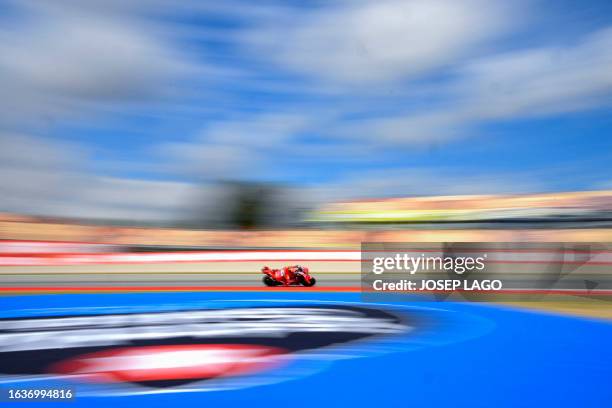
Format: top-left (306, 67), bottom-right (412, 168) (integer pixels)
top-left (261, 265), bottom-right (316, 287)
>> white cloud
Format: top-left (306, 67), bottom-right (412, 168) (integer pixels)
top-left (163, 142), bottom-right (254, 180)
top-left (0, 133), bottom-right (201, 222)
top-left (0, 2), bottom-right (209, 222)
top-left (344, 110), bottom-right (468, 145)
top-left (69, 177), bottom-right (199, 222)
top-left (206, 113), bottom-right (311, 148)
top-left (461, 27), bottom-right (612, 118)
top-left (346, 26), bottom-right (612, 144)
top-left (249, 0), bottom-right (513, 84)
top-left (0, 133), bottom-right (84, 210)
top-left (162, 113), bottom-right (321, 180)
top-left (0, 1), bottom-right (197, 128)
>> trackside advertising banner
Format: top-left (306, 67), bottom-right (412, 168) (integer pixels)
top-left (360, 242), bottom-right (612, 302)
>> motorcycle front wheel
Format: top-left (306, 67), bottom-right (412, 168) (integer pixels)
top-left (263, 276), bottom-right (279, 286)
top-left (298, 275), bottom-right (316, 287)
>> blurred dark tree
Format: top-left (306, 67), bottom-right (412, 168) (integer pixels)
top-left (229, 182), bottom-right (270, 229)
top-left (183, 181), bottom-right (308, 230)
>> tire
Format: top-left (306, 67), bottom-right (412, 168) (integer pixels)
top-left (263, 276), bottom-right (278, 287)
top-left (298, 276), bottom-right (316, 287)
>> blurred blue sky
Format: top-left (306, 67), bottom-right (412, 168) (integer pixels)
top-left (1, 0), bottom-right (612, 219)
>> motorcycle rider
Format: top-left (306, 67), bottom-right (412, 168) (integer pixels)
top-left (288, 265), bottom-right (307, 284)
top-left (278, 266), bottom-right (293, 286)
top-left (262, 265), bottom-right (292, 286)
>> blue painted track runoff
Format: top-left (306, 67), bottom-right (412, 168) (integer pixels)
top-left (1, 292), bottom-right (611, 408)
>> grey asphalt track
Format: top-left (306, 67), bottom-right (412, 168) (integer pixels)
top-left (0, 261), bottom-right (360, 287)
top-left (2, 263), bottom-right (612, 290)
